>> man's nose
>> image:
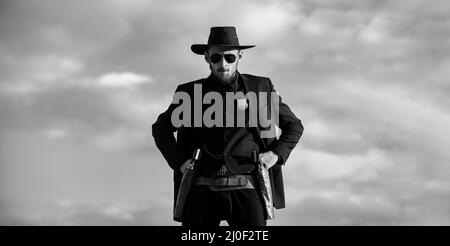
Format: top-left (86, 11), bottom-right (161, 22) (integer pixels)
top-left (219, 56), bottom-right (228, 67)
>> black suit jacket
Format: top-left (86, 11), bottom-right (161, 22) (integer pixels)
top-left (152, 73), bottom-right (303, 209)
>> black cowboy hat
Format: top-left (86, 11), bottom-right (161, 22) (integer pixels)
top-left (191, 26), bottom-right (255, 55)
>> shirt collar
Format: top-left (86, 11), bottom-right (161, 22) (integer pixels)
top-left (206, 72), bottom-right (240, 92)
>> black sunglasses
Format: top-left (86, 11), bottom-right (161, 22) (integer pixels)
top-left (209, 54), bottom-right (238, 64)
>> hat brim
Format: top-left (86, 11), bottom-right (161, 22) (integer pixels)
top-left (191, 44), bottom-right (255, 55)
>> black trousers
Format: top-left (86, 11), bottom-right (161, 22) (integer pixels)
top-left (182, 186), bottom-right (267, 226)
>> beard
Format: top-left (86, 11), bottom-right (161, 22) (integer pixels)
top-left (211, 68), bottom-right (237, 84)
top-left (215, 73), bottom-right (231, 82)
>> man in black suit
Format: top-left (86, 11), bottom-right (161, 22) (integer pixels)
top-left (152, 26), bottom-right (303, 226)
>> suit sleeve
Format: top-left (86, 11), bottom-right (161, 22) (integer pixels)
top-left (152, 85), bottom-right (190, 171)
top-left (265, 79), bottom-right (304, 165)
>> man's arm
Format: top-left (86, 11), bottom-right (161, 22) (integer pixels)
top-left (152, 86), bottom-right (189, 171)
top-left (266, 79), bottom-right (304, 165)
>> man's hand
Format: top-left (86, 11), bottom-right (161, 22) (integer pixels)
top-left (179, 159), bottom-right (192, 174)
top-left (259, 151), bottom-right (279, 169)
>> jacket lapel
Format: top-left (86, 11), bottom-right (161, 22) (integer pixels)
top-left (239, 74), bottom-right (268, 150)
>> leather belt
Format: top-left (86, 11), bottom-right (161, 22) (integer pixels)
top-left (195, 175), bottom-right (257, 191)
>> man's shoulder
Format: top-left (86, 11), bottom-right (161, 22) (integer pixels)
top-left (176, 78), bottom-right (206, 91)
top-left (241, 73), bottom-right (270, 81)
top-left (240, 73), bottom-right (272, 90)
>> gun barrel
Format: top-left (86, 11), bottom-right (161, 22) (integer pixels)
top-left (193, 148), bottom-right (201, 161)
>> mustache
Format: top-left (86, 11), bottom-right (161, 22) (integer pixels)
top-left (216, 69), bottom-right (229, 72)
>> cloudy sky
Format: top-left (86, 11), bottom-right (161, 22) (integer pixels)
top-left (1, 0), bottom-right (450, 225)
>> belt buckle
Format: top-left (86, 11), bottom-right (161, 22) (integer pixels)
top-left (216, 165), bottom-right (232, 177)
top-left (213, 176), bottom-right (248, 188)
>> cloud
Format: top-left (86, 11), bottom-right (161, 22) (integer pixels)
top-left (96, 72), bottom-right (152, 88)
top-left (239, 2), bottom-right (301, 43)
top-left (273, 190), bottom-right (406, 226)
top-left (2, 0), bottom-right (450, 226)
top-left (274, 172), bottom-right (450, 226)
top-left (0, 55), bottom-right (84, 94)
top-left (0, 199), bottom-right (177, 226)
top-left (272, 71), bottom-right (450, 225)
top-left (358, 16), bottom-right (391, 44)
top-left (42, 127), bottom-right (70, 140)
top-left (296, 149), bottom-right (391, 181)
top-left (1, 69), bottom-right (152, 95)
top-left (88, 127), bottom-right (149, 152)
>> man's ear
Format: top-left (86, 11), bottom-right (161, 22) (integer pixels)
top-left (204, 52), bottom-right (209, 63)
top-left (238, 50), bottom-right (243, 60)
